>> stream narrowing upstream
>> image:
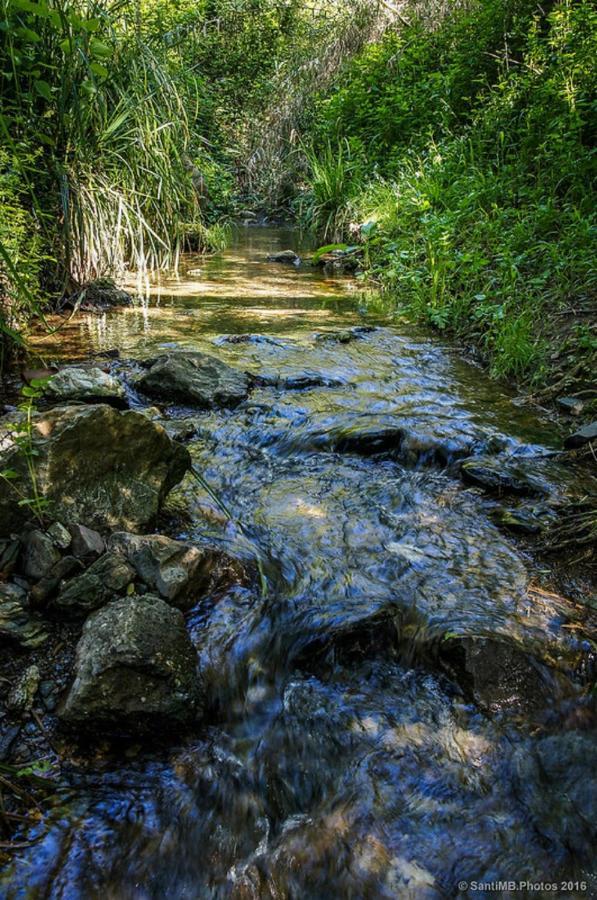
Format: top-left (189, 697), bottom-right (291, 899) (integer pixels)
top-left (3, 227), bottom-right (596, 898)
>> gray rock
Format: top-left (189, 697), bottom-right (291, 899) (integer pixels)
top-left (0, 404), bottom-right (191, 537)
top-left (109, 532), bottom-right (242, 610)
top-left (564, 421), bottom-right (597, 449)
top-left (45, 367), bottom-right (126, 406)
top-left (137, 352), bottom-right (249, 409)
top-left (266, 250), bottom-right (301, 265)
top-left (22, 530), bottom-right (61, 581)
top-left (8, 665), bottom-right (40, 713)
top-left (55, 552), bottom-right (135, 615)
top-left (47, 521), bottom-right (71, 550)
top-left (0, 538), bottom-right (20, 576)
top-left (460, 457), bottom-right (548, 496)
top-left (30, 555), bottom-right (84, 606)
top-left (70, 279), bottom-right (133, 310)
top-left (0, 584), bottom-right (48, 648)
top-left (59, 594), bottom-right (201, 731)
top-left (556, 396), bottom-right (585, 416)
top-left (68, 523), bottom-right (105, 560)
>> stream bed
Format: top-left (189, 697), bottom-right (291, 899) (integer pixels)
top-left (2, 227), bottom-right (596, 898)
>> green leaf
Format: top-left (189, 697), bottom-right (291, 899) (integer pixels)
top-left (89, 62), bottom-right (108, 78)
top-left (360, 220), bottom-right (378, 238)
top-left (312, 242), bottom-right (348, 263)
top-left (82, 17), bottom-right (101, 32)
top-left (17, 26), bottom-right (41, 42)
top-left (20, 385), bottom-right (39, 397)
top-left (89, 39), bottom-right (112, 58)
top-left (0, 469), bottom-right (21, 480)
top-left (33, 79), bottom-right (52, 101)
top-left (36, 132), bottom-right (55, 146)
top-left (9, 0), bottom-right (52, 17)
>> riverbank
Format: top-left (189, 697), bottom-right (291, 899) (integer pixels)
top-left (293, 0), bottom-right (596, 408)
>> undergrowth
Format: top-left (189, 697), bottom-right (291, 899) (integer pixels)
top-left (298, 0), bottom-right (597, 391)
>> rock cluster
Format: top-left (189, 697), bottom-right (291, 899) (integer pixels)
top-left (0, 518), bottom-right (251, 735)
top-left (0, 376), bottom-right (252, 739)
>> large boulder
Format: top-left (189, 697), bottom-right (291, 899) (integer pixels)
top-left (109, 532), bottom-right (251, 610)
top-left (44, 367), bottom-right (126, 406)
top-left (137, 352), bottom-right (249, 408)
top-left (0, 404), bottom-right (191, 537)
top-left (59, 594), bottom-right (201, 731)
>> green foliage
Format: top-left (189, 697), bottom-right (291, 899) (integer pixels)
top-left (0, 0), bottom-right (341, 361)
top-left (0, 377), bottom-right (52, 525)
top-left (301, 0), bottom-right (597, 387)
top-left (0, 150), bottom-right (45, 368)
top-left (296, 140), bottom-right (362, 241)
top-left (1, 0), bottom-right (201, 284)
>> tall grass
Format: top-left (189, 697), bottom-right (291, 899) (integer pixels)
top-left (0, 0), bottom-right (211, 367)
top-left (299, 0), bottom-right (597, 389)
top-left (2, 0), bottom-right (200, 286)
top-left (296, 140), bottom-right (361, 242)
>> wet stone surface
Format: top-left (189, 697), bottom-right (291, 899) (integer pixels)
top-left (2, 227), bottom-right (596, 897)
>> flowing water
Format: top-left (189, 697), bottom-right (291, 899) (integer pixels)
top-left (3, 227), bottom-right (596, 898)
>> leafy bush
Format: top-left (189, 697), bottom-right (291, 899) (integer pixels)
top-left (0, 150), bottom-right (44, 368)
top-left (301, 0), bottom-right (597, 388)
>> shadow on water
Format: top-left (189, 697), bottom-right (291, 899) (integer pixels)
top-left (5, 226), bottom-right (596, 898)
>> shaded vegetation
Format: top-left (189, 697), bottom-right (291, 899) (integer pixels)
top-left (297, 0), bottom-right (597, 390)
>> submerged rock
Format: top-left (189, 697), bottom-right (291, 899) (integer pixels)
top-left (491, 505), bottom-right (554, 535)
top-left (137, 352), bottom-right (249, 409)
top-left (109, 532), bottom-right (246, 610)
top-left (512, 732), bottom-right (597, 865)
top-left (0, 404), bottom-right (191, 536)
top-left (266, 250), bottom-right (301, 265)
top-left (314, 326), bottom-right (374, 344)
top-left (460, 456), bottom-right (549, 496)
top-left (59, 594), bottom-right (201, 731)
top-left (213, 334), bottom-right (287, 347)
top-left (54, 552), bottom-right (136, 615)
top-left (45, 367), bottom-right (126, 406)
top-left (254, 372), bottom-right (345, 391)
top-left (440, 636), bottom-right (553, 715)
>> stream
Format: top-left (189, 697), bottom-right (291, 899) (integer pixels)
top-left (2, 227), bottom-right (596, 898)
